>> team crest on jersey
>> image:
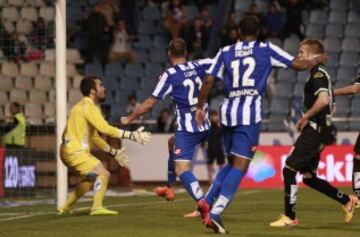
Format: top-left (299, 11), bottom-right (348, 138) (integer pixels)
top-left (314, 72), bottom-right (324, 79)
top-left (175, 148), bottom-right (182, 155)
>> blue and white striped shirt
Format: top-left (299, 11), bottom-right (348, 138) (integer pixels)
top-left (208, 41), bottom-right (294, 126)
top-left (152, 58), bottom-right (213, 133)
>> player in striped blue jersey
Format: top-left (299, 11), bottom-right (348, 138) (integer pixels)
top-left (121, 38), bottom-right (213, 220)
top-left (195, 16), bottom-right (327, 234)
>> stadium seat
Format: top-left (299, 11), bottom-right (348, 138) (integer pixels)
top-left (72, 75), bottom-right (82, 88)
top-left (39, 7), bottom-right (55, 22)
top-left (67, 63), bottom-right (78, 77)
top-left (326, 52), bottom-right (340, 67)
top-left (48, 90), bottom-right (55, 103)
top-left (1, 62), bottom-right (19, 77)
top-left (84, 63), bottom-right (103, 77)
top-left (326, 66), bottom-right (337, 80)
top-left (67, 49), bottom-right (83, 64)
top-left (0, 92), bottom-right (8, 105)
top-left (138, 21), bottom-right (157, 35)
top-left (261, 98), bottom-right (270, 118)
top-left (334, 97), bottom-right (350, 116)
top-left (142, 6), bottom-right (162, 21)
top-left (297, 71), bottom-right (308, 81)
top-left (348, 11), bottom-right (360, 23)
top-left (325, 24), bottom-right (344, 38)
top-left (283, 37), bottom-right (300, 54)
top-left (153, 34), bottom-right (169, 49)
top-left (9, 90), bottom-right (28, 104)
top-left (44, 49), bottom-right (55, 62)
top-left (133, 48), bottom-right (148, 63)
top-left (25, 0), bottom-right (45, 7)
top-left (21, 62), bottom-right (38, 77)
top-left (339, 52), bottom-right (359, 67)
top-left (293, 82), bottom-right (304, 98)
top-left (25, 103), bottom-right (43, 117)
top-left (140, 77), bottom-right (157, 91)
top-left (114, 89), bottom-right (134, 104)
top-left (184, 5), bottom-right (199, 20)
top-left (309, 10), bottom-right (328, 25)
top-left (235, 0), bottom-right (252, 12)
top-left (148, 48), bottom-right (167, 63)
top-left (68, 89), bottom-right (83, 103)
top-left (334, 121), bottom-right (348, 131)
top-left (133, 35), bottom-right (152, 49)
top-left (329, 10), bottom-right (347, 24)
top-left (0, 77), bottom-right (14, 91)
top-left (16, 20), bottom-right (33, 34)
top-left (15, 76), bottom-right (33, 90)
top-left (305, 24), bottom-right (324, 38)
top-left (20, 7), bottom-right (38, 22)
top-left (29, 90), bottom-right (47, 103)
top-left (345, 24), bottom-right (360, 37)
top-left (40, 62), bottom-right (55, 77)
top-left (330, 0), bottom-right (348, 11)
top-left (342, 38), bottom-right (360, 52)
top-left (267, 115), bottom-right (288, 132)
top-left (337, 66), bottom-right (357, 83)
top-left (145, 63), bottom-right (163, 78)
top-left (44, 103), bottom-right (54, 117)
top-left (104, 62), bottom-right (123, 77)
top-left (276, 69), bottom-right (296, 83)
top-left (136, 89), bottom-right (149, 101)
top-left (324, 38), bottom-right (342, 53)
top-left (8, 0), bottom-right (25, 6)
top-left (274, 82), bottom-right (293, 98)
top-left (103, 76), bottom-right (120, 89)
top-left (2, 7), bottom-right (19, 22)
top-left (348, 122), bottom-right (360, 131)
top-left (34, 76), bottom-right (52, 91)
top-left (269, 98), bottom-right (290, 116)
top-left (120, 77), bottom-right (140, 90)
top-left (2, 20), bottom-right (15, 33)
top-left (124, 63), bottom-right (144, 78)
top-left (0, 105), bottom-right (4, 119)
top-left (267, 38), bottom-right (282, 48)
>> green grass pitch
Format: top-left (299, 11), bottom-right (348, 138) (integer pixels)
top-left (0, 188), bottom-right (359, 237)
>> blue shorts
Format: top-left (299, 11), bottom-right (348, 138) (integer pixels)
top-left (174, 130), bottom-right (209, 161)
top-left (222, 123), bottom-right (260, 159)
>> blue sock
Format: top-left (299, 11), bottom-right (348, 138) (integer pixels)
top-left (167, 151), bottom-right (176, 186)
top-left (205, 164), bottom-right (232, 206)
top-left (179, 170), bottom-right (204, 202)
top-left (210, 168), bottom-right (244, 220)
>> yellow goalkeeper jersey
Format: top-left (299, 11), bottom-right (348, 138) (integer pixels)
top-left (61, 97), bottom-right (120, 155)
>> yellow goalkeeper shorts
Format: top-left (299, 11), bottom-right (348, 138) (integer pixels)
top-left (60, 150), bottom-right (100, 177)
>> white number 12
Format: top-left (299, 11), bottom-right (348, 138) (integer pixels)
top-left (231, 57), bottom-right (255, 88)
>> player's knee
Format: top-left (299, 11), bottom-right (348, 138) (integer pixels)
top-left (174, 162), bottom-right (190, 176)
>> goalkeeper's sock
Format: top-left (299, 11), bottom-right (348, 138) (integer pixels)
top-left (283, 167), bottom-right (297, 220)
top-left (167, 151), bottom-right (176, 187)
top-left (210, 167), bottom-right (244, 218)
top-left (92, 175), bottom-right (109, 210)
top-left (205, 164), bottom-right (232, 206)
top-left (303, 173), bottom-right (350, 205)
top-left (62, 180), bottom-right (93, 210)
top-left (179, 170), bottom-right (204, 201)
top-left (353, 157), bottom-right (360, 199)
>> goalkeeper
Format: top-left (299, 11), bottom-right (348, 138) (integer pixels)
top-left (58, 76), bottom-right (151, 216)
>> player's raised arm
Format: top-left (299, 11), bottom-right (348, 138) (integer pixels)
top-left (334, 74), bottom-right (360, 96)
top-left (121, 96), bottom-right (158, 125)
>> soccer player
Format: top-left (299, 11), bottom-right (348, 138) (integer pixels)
top-left (270, 39), bottom-right (358, 227)
top-left (121, 38), bottom-right (213, 222)
top-left (334, 73), bottom-right (360, 202)
top-left (196, 16), bottom-right (328, 234)
top-left (58, 76), bottom-right (151, 215)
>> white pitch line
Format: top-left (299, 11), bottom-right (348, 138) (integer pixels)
top-left (0, 190), bottom-right (261, 222)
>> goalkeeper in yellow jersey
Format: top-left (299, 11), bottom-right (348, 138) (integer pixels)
top-left (58, 75), bottom-right (151, 216)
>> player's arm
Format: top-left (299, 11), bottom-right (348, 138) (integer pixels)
top-left (197, 74), bottom-right (215, 109)
top-left (291, 54), bottom-right (327, 71)
top-left (121, 96), bottom-right (158, 125)
top-left (84, 104), bottom-right (151, 144)
top-left (334, 84), bottom-right (360, 96)
top-left (91, 130), bottom-right (129, 167)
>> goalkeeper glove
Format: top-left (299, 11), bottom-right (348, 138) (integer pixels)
top-left (121, 126), bottom-right (151, 145)
top-left (109, 147), bottom-right (129, 168)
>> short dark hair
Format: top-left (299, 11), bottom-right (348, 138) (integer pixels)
top-left (168, 38), bottom-right (187, 58)
top-left (80, 76), bottom-right (101, 96)
top-left (238, 16), bottom-right (260, 37)
top-left (300, 38), bottom-right (325, 54)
